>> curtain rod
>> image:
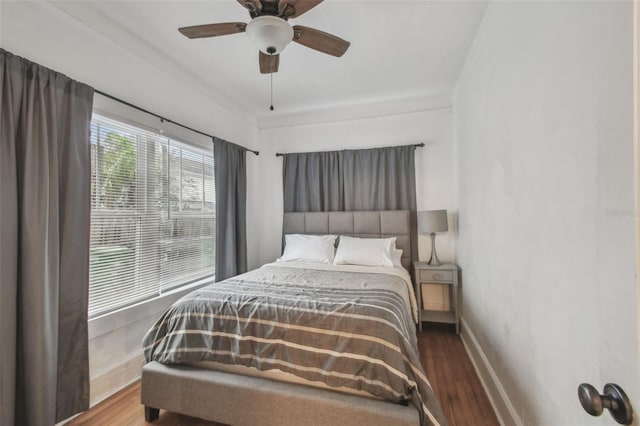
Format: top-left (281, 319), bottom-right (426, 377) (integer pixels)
top-left (274, 143), bottom-right (425, 157)
top-left (94, 90), bottom-right (259, 156)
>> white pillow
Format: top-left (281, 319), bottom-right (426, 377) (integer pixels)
top-left (333, 236), bottom-right (396, 267)
top-left (391, 248), bottom-right (403, 267)
top-left (278, 234), bottom-right (337, 264)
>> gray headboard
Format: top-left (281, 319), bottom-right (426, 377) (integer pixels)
top-left (283, 210), bottom-right (411, 270)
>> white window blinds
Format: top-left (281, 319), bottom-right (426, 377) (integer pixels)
top-left (89, 114), bottom-right (215, 317)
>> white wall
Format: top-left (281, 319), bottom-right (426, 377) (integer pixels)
top-left (454, 1), bottom-right (637, 424)
top-left (0, 1), bottom-right (262, 407)
top-left (257, 103), bottom-right (457, 266)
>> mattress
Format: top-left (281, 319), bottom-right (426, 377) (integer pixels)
top-left (142, 262), bottom-right (445, 426)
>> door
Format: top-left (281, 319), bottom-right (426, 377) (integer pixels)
top-left (579, 2), bottom-right (640, 424)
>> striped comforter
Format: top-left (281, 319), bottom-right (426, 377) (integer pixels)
top-left (142, 263), bottom-right (447, 426)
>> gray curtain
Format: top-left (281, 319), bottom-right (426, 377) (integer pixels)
top-left (282, 145), bottom-right (418, 259)
top-left (283, 151), bottom-right (343, 212)
top-left (0, 49), bottom-right (94, 425)
top-left (214, 138), bottom-right (248, 281)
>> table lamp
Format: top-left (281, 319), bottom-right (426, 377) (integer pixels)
top-left (418, 210), bottom-right (448, 266)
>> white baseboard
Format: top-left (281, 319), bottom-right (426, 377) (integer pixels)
top-left (59, 358), bottom-right (142, 425)
top-left (459, 318), bottom-right (522, 426)
top-left (89, 353), bottom-right (144, 407)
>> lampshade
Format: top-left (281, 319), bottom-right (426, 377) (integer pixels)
top-left (246, 16), bottom-right (294, 55)
top-left (418, 210), bottom-right (448, 233)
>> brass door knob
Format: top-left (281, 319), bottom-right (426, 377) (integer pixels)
top-left (578, 383), bottom-right (633, 425)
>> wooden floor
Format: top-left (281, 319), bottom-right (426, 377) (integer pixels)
top-left (69, 325), bottom-right (499, 426)
top-left (419, 325), bottom-right (499, 426)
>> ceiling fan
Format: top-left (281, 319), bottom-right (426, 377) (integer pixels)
top-left (178, 0), bottom-right (351, 74)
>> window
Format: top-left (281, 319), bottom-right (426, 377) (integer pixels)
top-left (89, 114), bottom-right (215, 317)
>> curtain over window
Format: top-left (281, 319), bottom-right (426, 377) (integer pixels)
top-left (88, 114), bottom-right (216, 317)
top-left (282, 145), bottom-right (419, 259)
top-left (214, 138), bottom-right (248, 281)
top-left (0, 49), bottom-right (94, 425)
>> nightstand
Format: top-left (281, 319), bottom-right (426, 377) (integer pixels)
top-left (413, 262), bottom-right (460, 334)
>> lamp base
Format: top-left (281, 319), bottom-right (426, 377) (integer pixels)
top-left (427, 232), bottom-right (441, 266)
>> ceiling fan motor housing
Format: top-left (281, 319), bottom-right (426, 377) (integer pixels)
top-left (246, 16), bottom-right (294, 55)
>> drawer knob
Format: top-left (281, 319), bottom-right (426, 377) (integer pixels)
top-left (433, 273), bottom-right (441, 279)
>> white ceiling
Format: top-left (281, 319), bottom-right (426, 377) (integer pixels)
top-left (52, 0), bottom-right (487, 126)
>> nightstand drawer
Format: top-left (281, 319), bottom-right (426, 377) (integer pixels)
top-left (419, 270), bottom-right (453, 282)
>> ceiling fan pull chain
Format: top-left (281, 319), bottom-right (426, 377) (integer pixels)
top-left (270, 72), bottom-right (274, 111)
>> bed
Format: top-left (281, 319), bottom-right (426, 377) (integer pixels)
top-left (140, 210), bottom-right (447, 426)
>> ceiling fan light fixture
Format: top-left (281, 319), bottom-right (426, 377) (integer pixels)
top-left (246, 16), bottom-right (293, 55)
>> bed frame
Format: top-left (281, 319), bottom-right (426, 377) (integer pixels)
top-left (141, 210), bottom-right (420, 425)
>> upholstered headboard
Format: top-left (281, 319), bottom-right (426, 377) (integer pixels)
top-left (282, 210), bottom-right (412, 270)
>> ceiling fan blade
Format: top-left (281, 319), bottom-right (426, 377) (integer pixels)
top-left (292, 26), bottom-right (350, 57)
top-left (259, 51), bottom-right (280, 74)
top-left (279, 0), bottom-right (323, 19)
top-left (236, 0), bottom-right (262, 12)
top-left (179, 22), bottom-right (247, 39)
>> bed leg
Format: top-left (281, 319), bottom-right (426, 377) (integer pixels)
top-left (145, 406), bottom-right (159, 422)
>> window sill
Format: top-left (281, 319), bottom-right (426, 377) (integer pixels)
top-left (88, 275), bottom-right (215, 339)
